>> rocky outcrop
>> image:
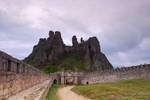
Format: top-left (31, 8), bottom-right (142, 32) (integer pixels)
top-left (81, 37), bottom-right (84, 43)
top-left (24, 30), bottom-right (113, 71)
top-left (72, 36), bottom-right (78, 48)
top-left (48, 31), bottom-right (65, 60)
top-left (83, 37), bottom-right (112, 70)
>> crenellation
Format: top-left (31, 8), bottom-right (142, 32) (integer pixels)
top-left (81, 64), bottom-right (150, 84)
top-left (0, 51), bottom-right (49, 99)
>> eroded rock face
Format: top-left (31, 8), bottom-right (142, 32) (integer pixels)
top-left (82, 37), bottom-right (112, 70)
top-left (72, 35), bottom-right (78, 48)
top-left (24, 30), bottom-right (113, 71)
top-left (49, 31), bottom-right (54, 39)
top-left (81, 37), bottom-right (84, 43)
top-left (49, 31), bottom-right (65, 60)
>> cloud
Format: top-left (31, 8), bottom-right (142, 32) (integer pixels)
top-left (0, 0), bottom-right (150, 66)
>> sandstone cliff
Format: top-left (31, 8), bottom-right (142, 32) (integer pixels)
top-left (24, 31), bottom-right (113, 72)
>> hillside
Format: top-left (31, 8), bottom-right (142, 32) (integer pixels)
top-left (24, 31), bottom-right (113, 73)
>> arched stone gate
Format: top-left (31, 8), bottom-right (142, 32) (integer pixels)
top-left (50, 70), bottom-right (84, 85)
top-left (60, 70), bottom-right (83, 84)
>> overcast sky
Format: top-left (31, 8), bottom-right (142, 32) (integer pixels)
top-left (0, 0), bottom-right (150, 67)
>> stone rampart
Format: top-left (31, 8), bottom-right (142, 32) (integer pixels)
top-left (82, 64), bottom-right (150, 84)
top-left (0, 50), bottom-right (49, 99)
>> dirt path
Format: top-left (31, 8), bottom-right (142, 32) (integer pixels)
top-left (57, 86), bottom-right (92, 100)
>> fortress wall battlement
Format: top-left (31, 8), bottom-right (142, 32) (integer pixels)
top-left (0, 50), bottom-right (49, 99)
top-left (82, 64), bottom-right (150, 84)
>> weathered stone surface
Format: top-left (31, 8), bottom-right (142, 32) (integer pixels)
top-left (50, 31), bottom-right (65, 60)
top-left (1, 48), bottom-right (150, 99)
top-left (81, 64), bottom-right (150, 84)
top-left (72, 35), bottom-right (78, 48)
top-left (49, 31), bottom-right (54, 39)
top-left (81, 37), bottom-right (84, 43)
top-left (0, 50), bottom-right (49, 99)
top-left (24, 30), bottom-right (113, 71)
top-left (82, 37), bottom-right (112, 70)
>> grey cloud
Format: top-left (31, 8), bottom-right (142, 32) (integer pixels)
top-left (0, 0), bottom-right (150, 66)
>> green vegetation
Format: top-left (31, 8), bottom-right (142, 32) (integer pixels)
top-left (24, 44), bottom-right (90, 74)
top-left (45, 84), bottom-right (62, 100)
top-left (1, 98), bottom-right (6, 100)
top-left (58, 44), bottom-right (86, 71)
top-left (60, 52), bottom-right (86, 71)
top-left (72, 79), bottom-right (150, 100)
top-left (24, 53), bottom-right (35, 65)
top-left (43, 64), bottom-right (61, 74)
top-left (42, 54), bottom-right (86, 73)
top-left (42, 47), bottom-right (88, 73)
top-left (25, 44), bottom-right (92, 73)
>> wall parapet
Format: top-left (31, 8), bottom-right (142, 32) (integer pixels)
top-left (82, 64), bottom-right (150, 84)
top-left (0, 50), bottom-right (49, 99)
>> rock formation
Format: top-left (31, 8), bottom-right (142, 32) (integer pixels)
top-left (72, 36), bottom-right (78, 48)
top-left (24, 30), bottom-right (113, 71)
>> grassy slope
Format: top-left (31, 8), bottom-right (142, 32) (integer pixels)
top-left (45, 85), bottom-right (62, 100)
top-left (72, 79), bottom-right (150, 100)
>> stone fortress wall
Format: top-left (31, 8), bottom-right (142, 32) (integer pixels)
top-left (81, 64), bottom-right (150, 84)
top-left (48, 64), bottom-right (150, 85)
top-left (0, 51), bottom-right (49, 99)
top-left (37, 65), bottom-right (150, 85)
top-left (1, 49), bottom-right (150, 99)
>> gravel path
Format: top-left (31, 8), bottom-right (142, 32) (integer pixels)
top-left (57, 86), bottom-right (92, 100)
top-left (8, 80), bottom-right (51, 100)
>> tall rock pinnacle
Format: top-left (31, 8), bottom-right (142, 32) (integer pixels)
top-left (72, 35), bottom-right (78, 47)
top-left (49, 31), bottom-right (54, 37)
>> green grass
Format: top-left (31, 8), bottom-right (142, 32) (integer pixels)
top-left (45, 84), bottom-right (62, 100)
top-left (72, 79), bottom-right (150, 100)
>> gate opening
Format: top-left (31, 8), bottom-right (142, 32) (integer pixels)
top-left (65, 77), bottom-right (74, 85)
top-left (53, 79), bottom-right (57, 84)
top-left (86, 81), bottom-right (89, 85)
